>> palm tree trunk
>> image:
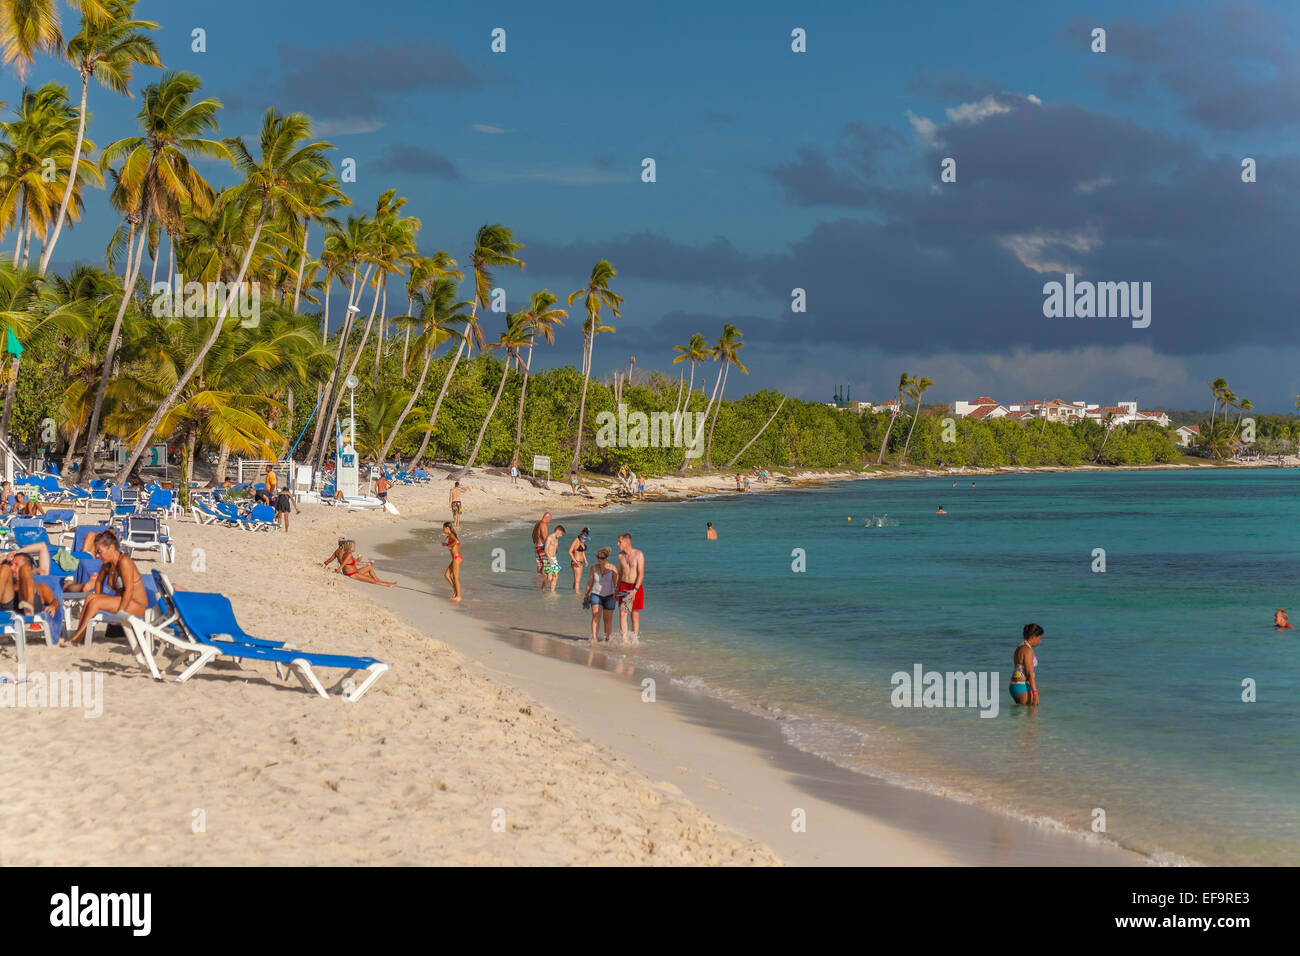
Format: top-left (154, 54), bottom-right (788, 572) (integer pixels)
top-left (377, 341), bottom-right (436, 465)
top-left (512, 343), bottom-right (533, 459)
top-left (308, 266), bottom-right (367, 466)
top-left (570, 333), bottom-right (595, 470)
top-left (291, 216), bottom-right (309, 312)
top-left (457, 353), bottom-right (512, 476)
top-left (313, 274), bottom-right (383, 473)
top-left (212, 442), bottom-right (231, 487)
top-left (116, 207), bottom-right (270, 482)
top-left (723, 396), bottom-right (786, 470)
top-left (80, 214), bottom-right (147, 480)
top-left (902, 398), bottom-right (924, 462)
top-left (0, 356), bottom-right (19, 440)
top-left (149, 226), bottom-right (161, 289)
top-left (705, 359), bottom-right (731, 469)
top-left (38, 72), bottom-right (90, 275)
top-left (411, 304), bottom-right (476, 468)
top-left (13, 202), bottom-right (28, 267)
top-left (876, 409), bottom-right (899, 465)
top-left (679, 369), bottom-right (723, 474)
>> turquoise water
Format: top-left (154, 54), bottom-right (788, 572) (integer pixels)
top-left (418, 471), bottom-right (1300, 865)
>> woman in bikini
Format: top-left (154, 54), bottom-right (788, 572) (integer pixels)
top-left (323, 539), bottom-right (395, 587)
top-left (66, 529), bottom-right (147, 646)
top-left (1010, 622), bottom-right (1043, 706)
top-left (568, 527), bottom-right (589, 594)
top-left (442, 522), bottom-right (463, 601)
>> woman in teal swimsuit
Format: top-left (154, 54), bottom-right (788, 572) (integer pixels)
top-left (1010, 623), bottom-right (1043, 705)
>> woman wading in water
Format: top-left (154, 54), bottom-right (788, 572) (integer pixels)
top-left (1010, 623), bottom-right (1043, 706)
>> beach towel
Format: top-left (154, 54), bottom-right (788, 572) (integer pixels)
top-left (53, 547), bottom-right (79, 572)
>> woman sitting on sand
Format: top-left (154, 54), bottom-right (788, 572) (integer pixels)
top-left (584, 546), bottom-right (618, 642)
top-left (1275, 609), bottom-right (1295, 630)
top-left (442, 522), bottom-right (462, 602)
top-left (323, 539), bottom-right (394, 587)
top-left (1010, 623), bottom-right (1043, 705)
top-left (66, 529), bottom-right (147, 646)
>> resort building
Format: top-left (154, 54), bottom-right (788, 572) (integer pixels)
top-left (1175, 424), bottom-right (1201, 446)
top-left (953, 396), bottom-right (1172, 428)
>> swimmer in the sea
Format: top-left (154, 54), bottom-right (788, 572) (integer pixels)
top-left (936, 505), bottom-right (947, 514)
top-left (1275, 608), bottom-right (1295, 630)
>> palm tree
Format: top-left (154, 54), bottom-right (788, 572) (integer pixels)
top-left (567, 259), bottom-right (621, 470)
top-left (457, 312), bottom-right (533, 476)
top-left (511, 288), bottom-right (565, 460)
top-left (414, 223), bottom-right (522, 471)
top-left (1094, 411), bottom-right (1117, 461)
top-left (375, 272), bottom-right (469, 466)
top-left (38, 0), bottom-right (160, 275)
top-left (115, 108), bottom-right (333, 481)
top-left (875, 372), bottom-right (909, 465)
top-left (0, 0), bottom-right (110, 78)
top-left (703, 323), bottom-right (747, 468)
top-left (1206, 377), bottom-right (1229, 427)
top-left (80, 70), bottom-right (229, 478)
top-left (671, 332), bottom-right (710, 433)
top-left (0, 260), bottom-right (90, 436)
top-left (900, 375), bottom-right (932, 462)
top-left (290, 168), bottom-right (347, 313)
top-left (1, 83), bottom-right (96, 268)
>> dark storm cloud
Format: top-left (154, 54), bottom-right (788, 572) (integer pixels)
top-left (275, 39), bottom-right (486, 119)
top-left (373, 144), bottom-right (461, 180)
top-left (906, 66), bottom-right (1003, 101)
top-left (524, 232), bottom-right (759, 287)
top-left (602, 93), bottom-right (1300, 360)
top-left (1065, 2), bottom-right (1300, 131)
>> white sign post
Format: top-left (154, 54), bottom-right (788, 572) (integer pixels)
top-left (532, 455), bottom-right (551, 482)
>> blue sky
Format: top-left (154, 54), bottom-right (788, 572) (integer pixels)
top-left (7, 0), bottom-right (1300, 410)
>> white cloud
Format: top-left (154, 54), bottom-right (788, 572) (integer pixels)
top-left (945, 95), bottom-right (1012, 124)
top-left (472, 123), bottom-right (508, 134)
top-left (314, 116), bottom-right (387, 137)
top-left (905, 109), bottom-right (942, 148)
top-left (1000, 230), bottom-right (1101, 274)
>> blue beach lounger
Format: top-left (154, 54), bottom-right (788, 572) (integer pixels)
top-left (116, 594), bottom-right (388, 701)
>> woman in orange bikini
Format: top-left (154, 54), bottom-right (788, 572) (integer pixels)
top-left (323, 539), bottom-right (394, 587)
top-left (442, 522), bottom-right (462, 601)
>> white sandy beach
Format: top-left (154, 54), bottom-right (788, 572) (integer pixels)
top-left (2, 462), bottom-right (1233, 865)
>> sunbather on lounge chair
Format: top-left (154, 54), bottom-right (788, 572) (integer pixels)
top-left (9, 541), bottom-right (52, 575)
top-left (12, 492), bottom-right (46, 516)
top-left (0, 552), bottom-right (39, 614)
top-left (66, 529), bottom-right (147, 646)
top-left (323, 539), bottom-right (394, 587)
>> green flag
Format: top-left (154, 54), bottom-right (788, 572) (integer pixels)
top-left (5, 328), bottom-right (21, 358)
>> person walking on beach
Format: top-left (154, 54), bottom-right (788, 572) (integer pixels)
top-left (636, 476), bottom-right (645, 500)
top-left (1010, 623), bottom-right (1043, 706)
top-left (532, 511), bottom-right (551, 579)
top-left (706, 522), bottom-right (717, 540)
top-left (568, 527), bottom-right (589, 594)
top-left (449, 481), bottom-right (469, 532)
top-left (442, 522), bottom-right (462, 602)
top-left (585, 546), bottom-right (618, 642)
top-left (275, 486), bottom-right (300, 532)
top-left (616, 532), bottom-right (645, 644)
top-left (509, 456), bottom-right (519, 485)
top-left (375, 472), bottom-right (390, 506)
top-left (541, 525), bottom-right (566, 592)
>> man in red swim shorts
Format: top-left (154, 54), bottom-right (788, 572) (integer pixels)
top-left (616, 532), bottom-right (644, 645)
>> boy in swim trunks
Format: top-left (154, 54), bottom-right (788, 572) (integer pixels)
top-left (616, 532), bottom-right (645, 644)
top-left (541, 525), bottom-right (565, 592)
